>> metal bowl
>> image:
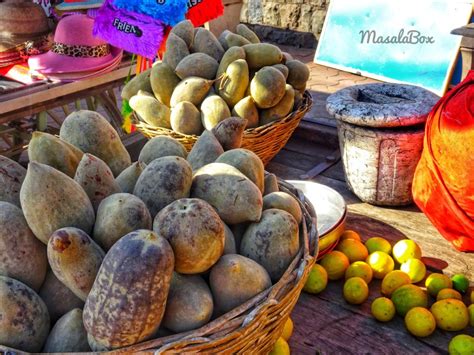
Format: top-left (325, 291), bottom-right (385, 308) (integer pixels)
top-left (287, 180), bottom-right (347, 258)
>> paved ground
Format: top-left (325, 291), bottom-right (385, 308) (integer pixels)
top-left (278, 45), bottom-right (379, 126)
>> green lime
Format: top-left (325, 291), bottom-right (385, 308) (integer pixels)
top-left (448, 334), bottom-right (474, 355)
top-left (451, 274), bottom-right (469, 293)
top-left (303, 264), bottom-right (328, 294)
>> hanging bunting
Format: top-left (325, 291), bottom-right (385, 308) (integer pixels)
top-left (112, 0), bottom-right (188, 26)
top-left (186, 0), bottom-right (224, 27)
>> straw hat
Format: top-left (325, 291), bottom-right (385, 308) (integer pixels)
top-left (0, 1), bottom-right (50, 52)
top-left (28, 14), bottom-right (122, 75)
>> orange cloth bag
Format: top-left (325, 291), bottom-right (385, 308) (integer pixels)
top-left (412, 71), bottom-right (474, 252)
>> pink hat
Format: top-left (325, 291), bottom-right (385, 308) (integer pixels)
top-left (28, 14), bottom-right (122, 74)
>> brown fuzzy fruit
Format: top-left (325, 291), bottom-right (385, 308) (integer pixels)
top-left (153, 198), bottom-right (225, 274)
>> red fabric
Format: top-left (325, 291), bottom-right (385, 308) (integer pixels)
top-left (186, 0), bottom-right (224, 27)
top-left (412, 71), bottom-right (474, 252)
top-left (158, 26), bottom-right (171, 59)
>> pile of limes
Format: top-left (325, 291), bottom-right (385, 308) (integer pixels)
top-left (269, 317), bottom-right (294, 355)
top-left (303, 230), bottom-right (474, 354)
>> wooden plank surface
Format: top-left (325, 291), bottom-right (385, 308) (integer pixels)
top-left (0, 63), bottom-right (134, 117)
top-left (267, 136), bottom-right (474, 354)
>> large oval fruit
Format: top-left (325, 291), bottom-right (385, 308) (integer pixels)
top-left (121, 68), bottom-right (152, 101)
top-left (191, 162), bottom-right (262, 224)
top-left (43, 308), bottom-right (90, 352)
top-left (286, 60), bottom-right (310, 91)
top-left (210, 254), bottom-right (272, 315)
top-left (211, 116), bottom-right (247, 150)
top-left (240, 209), bottom-right (299, 282)
top-left (260, 84), bottom-right (295, 125)
top-left (115, 161), bottom-right (146, 193)
top-left (47, 227), bottom-right (105, 301)
top-left (193, 28), bottom-right (224, 62)
top-left (175, 53), bottom-right (219, 80)
top-left (186, 130), bottom-right (224, 171)
top-left (170, 19), bottom-right (194, 47)
top-left (215, 46), bottom-right (246, 89)
top-left (0, 276), bottom-right (50, 352)
top-left (138, 136), bottom-right (187, 165)
top-left (163, 33), bottom-right (189, 70)
top-left (201, 95), bottom-right (231, 130)
top-left (0, 155), bottom-right (26, 207)
top-left (153, 198), bottom-right (225, 274)
top-left (243, 43), bottom-right (283, 69)
top-left (218, 59), bottom-right (249, 107)
top-left (170, 77), bottom-right (213, 108)
top-left (83, 230), bottom-right (174, 349)
top-left (28, 131), bottom-right (84, 178)
top-left (262, 191), bottom-right (302, 223)
top-left (0, 202), bottom-right (47, 291)
top-left (59, 110), bottom-right (131, 176)
top-left (133, 156), bottom-right (193, 217)
top-left (74, 153), bottom-right (121, 212)
top-left (162, 273), bottom-right (214, 333)
top-left (171, 101), bottom-right (203, 135)
top-left (232, 96), bottom-right (259, 128)
top-left (93, 193), bottom-right (152, 251)
top-left (215, 148), bottom-right (264, 192)
top-left (39, 270), bottom-right (84, 324)
top-left (151, 61), bottom-right (181, 107)
top-left (129, 94), bottom-right (171, 128)
top-left (250, 66), bottom-right (286, 109)
top-left (20, 162), bottom-right (95, 244)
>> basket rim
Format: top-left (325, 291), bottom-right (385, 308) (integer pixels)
top-left (117, 178), bottom-right (318, 353)
top-left (133, 91), bottom-right (313, 139)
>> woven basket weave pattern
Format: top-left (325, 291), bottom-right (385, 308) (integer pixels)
top-left (134, 91), bottom-right (313, 166)
top-left (118, 179), bottom-right (318, 353)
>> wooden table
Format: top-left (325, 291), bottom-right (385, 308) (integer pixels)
top-left (0, 61), bottom-right (134, 158)
top-left (267, 132), bottom-right (474, 354)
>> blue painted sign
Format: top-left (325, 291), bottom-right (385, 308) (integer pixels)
top-left (315, 0), bottom-right (473, 95)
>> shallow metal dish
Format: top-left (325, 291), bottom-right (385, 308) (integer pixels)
top-left (287, 180), bottom-right (347, 258)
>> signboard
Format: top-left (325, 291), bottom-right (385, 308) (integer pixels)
top-left (314, 0), bottom-right (473, 96)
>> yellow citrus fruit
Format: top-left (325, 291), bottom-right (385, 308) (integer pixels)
top-left (319, 251), bottom-right (350, 281)
top-left (425, 273), bottom-right (453, 297)
top-left (345, 261), bottom-right (373, 284)
top-left (437, 288), bottom-right (462, 301)
top-left (343, 277), bottom-right (369, 305)
top-left (381, 270), bottom-right (412, 296)
top-left (269, 337), bottom-right (290, 355)
top-left (471, 290), bottom-right (474, 304)
top-left (391, 284), bottom-right (428, 316)
top-left (371, 297), bottom-right (396, 322)
top-left (469, 304), bottom-right (474, 327)
top-left (281, 317), bottom-right (293, 341)
top-left (336, 239), bottom-right (369, 263)
top-left (340, 230), bottom-right (361, 242)
top-left (430, 299), bottom-right (469, 331)
top-left (365, 237), bottom-right (392, 255)
top-left (448, 334), bottom-right (474, 355)
top-left (451, 274), bottom-right (469, 293)
top-left (392, 239), bottom-right (422, 264)
top-left (404, 307), bottom-right (436, 337)
top-left (400, 258), bottom-right (426, 283)
top-left (366, 251), bottom-right (395, 279)
top-left (303, 264), bottom-right (328, 294)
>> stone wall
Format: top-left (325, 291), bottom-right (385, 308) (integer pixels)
top-left (241, 0), bottom-right (330, 42)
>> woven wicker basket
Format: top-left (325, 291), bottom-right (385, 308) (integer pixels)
top-left (134, 91), bottom-right (313, 166)
top-left (115, 179), bottom-right (318, 354)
